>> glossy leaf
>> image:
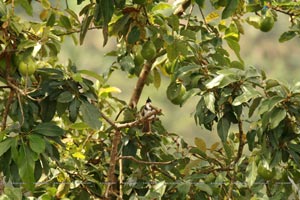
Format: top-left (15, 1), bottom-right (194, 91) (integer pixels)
top-left (33, 122), bottom-right (64, 137)
top-left (269, 107), bottom-right (286, 129)
top-left (60, 15), bottom-right (72, 30)
top-left (80, 101), bottom-right (102, 129)
top-left (80, 15), bottom-right (93, 45)
top-left (232, 85), bottom-right (261, 106)
top-left (28, 134), bottom-right (46, 154)
top-left (222, 0), bottom-right (238, 19)
top-left (0, 138), bottom-right (14, 157)
top-left (57, 91), bottom-right (74, 103)
top-left (217, 116), bottom-right (230, 142)
top-left (245, 157), bottom-right (257, 187)
top-left (279, 31), bottom-right (296, 43)
top-left (18, 144), bottom-right (35, 191)
top-left (203, 92), bottom-right (215, 113)
top-left (127, 26), bottom-right (140, 44)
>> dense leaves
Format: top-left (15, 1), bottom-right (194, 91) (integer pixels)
top-left (1, 0), bottom-right (300, 199)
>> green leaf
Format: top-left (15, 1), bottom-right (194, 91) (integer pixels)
top-left (3, 185), bottom-right (22, 200)
top-left (28, 134), bottom-right (46, 154)
top-left (0, 138), bottom-right (14, 157)
top-left (18, 144), bottom-right (35, 191)
top-left (258, 96), bottom-right (284, 115)
top-left (245, 157), bottom-right (257, 187)
top-left (246, 130), bottom-right (256, 151)
top-left (80, 15), bottom-right (93, 45)
top-left (153, 68), bottom-right (161, 89)
top-left (269, 107), bottom-right (286, 129)
top-left (77, 69), bottom-right (104, 82)
top-left (279, 31), bottom-right (296, 43)
top-left (206, 74), bottom-right (224, 89)
top-left (60, 15), bottom-right (72, 30)
top-left (225, 37), bottom-right (243, 62)
top-left (33, 122), bottom-right (64, 137)
top-left (127, 26), bottom-right (140, 44)
top-left (197, 183), bottom-right (213, 195)
top-left (222, 0), bottom-right (238, 19)
top-left (232, 85), bottom-right (261, 106)
top-left (217, 116), bottom-right (230, 142)
top-left (195, 0), bottom-right (205, 8)
top-left (41, 0), bottom-right (51, 9)
top-left (248, 97), bottom-right (262, 118)
top-left (69, 98), bottom-right (81, 123)
top-left (19, 0), bottom-right (33, 16)
top-left (176, 182), bottom-right (191, 197)
top-left (46, 12), bottom-right (56, 27)
top-left (203, 92), bottom-right (215, 113)
top-left (80, 101), bottom-right (102, 129)
top-left (40, 97), bottom-right (57, 122)
top-left (57, 91), bottom-right (74, 103)
top-left (101, 0), bottom-right (114, 25)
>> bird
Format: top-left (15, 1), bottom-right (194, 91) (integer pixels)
top-left (141, 97), bottom-right (155, 132)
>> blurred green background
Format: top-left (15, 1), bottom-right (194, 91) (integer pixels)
top-left (57, 2), bottom-right (300, 146)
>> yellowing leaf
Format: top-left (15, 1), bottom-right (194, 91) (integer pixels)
top-left (183, 159), bottom-right (201, 175)
top-left (210, 142), bottom-right (220, 152)
top-left (72, 152), bottom-right (85, 160)
top-left (99, 86), bottom-right (122, 96)
top-left (205, 12), bottom-right (219, 23)
top-left (194, 137), bottom-right (206, 152)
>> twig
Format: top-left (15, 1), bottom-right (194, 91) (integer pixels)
top-left (185, 4), bottom-right (194, 30)
top-left (116, 108), bottom-right (161, 129)
top-left (228, 119), bottom-right (245, 198)
top-left (118, 156), bottom-right (174, 165)
top-left (199, 7), bottom-right (214, 33)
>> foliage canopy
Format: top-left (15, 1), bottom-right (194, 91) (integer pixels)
top-left (1, 0), bottom-right (300, 199)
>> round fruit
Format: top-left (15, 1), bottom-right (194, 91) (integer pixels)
top-left (257, 161), bottom-right (275, 180)
top-left (134, 48), bottom-right (144, 67)
top-left (260, 10), bottom-right (274, 32)
top-left (167, 81), bottom-right (186, 105)
top-left (18, 59), bottom-right (36, 76)
top-left (141, 40), bottom-right (156, 61)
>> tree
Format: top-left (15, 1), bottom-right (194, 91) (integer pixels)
top-left (1, 0), bottom-right (300, 199)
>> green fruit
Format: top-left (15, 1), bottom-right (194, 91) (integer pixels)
top-left (260, 11), bottom-right (274, 32)
top-left (167, 81), bottom-right (186, 105)
top-left (133, 46), bottom-right (144, 67)
top-left (18, 58), bottom-right (36, 76)
top-left (257, 161), bottom-right (275, 180)
top-left (141, 40), bottom-right (156, 61)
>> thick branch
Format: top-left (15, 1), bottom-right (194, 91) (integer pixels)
top-left (128, 60), bottom-right (153, 108)
top-left (105, 130), bottom-right (121, 198)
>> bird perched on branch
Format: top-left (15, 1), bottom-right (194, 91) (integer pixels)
top-left (140, 97), bottom-right (155, 132)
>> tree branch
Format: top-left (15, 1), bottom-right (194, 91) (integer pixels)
top-left (105, 130), bottom-right (121, 198)
top-left (128, 60), bottom-right (154, 108)
top-left (228, 119), bottom-right (245, 198)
